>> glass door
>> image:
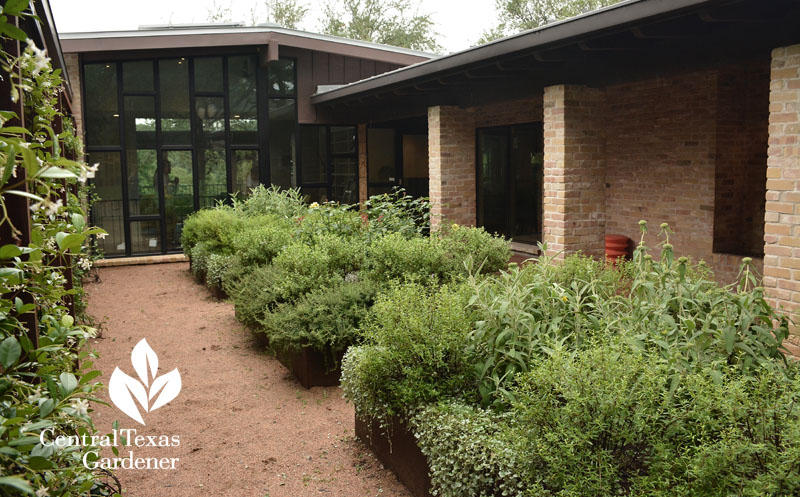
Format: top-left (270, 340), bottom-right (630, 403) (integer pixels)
top-left (477, 123), bottom-right (543, 241)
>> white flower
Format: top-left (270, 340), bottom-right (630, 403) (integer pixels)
top-left (35, 486), bottom-right (48, 497)
top-left (97, 232), bottom-right (108, 240)
top-left (309, 202), bottom-right (320, 209)
top-left (45, 199), bottom-right (63, 217)
top-left (78, 258), bottom-right (92, 270)
top-left (71, 398), bottom-right (89, 417)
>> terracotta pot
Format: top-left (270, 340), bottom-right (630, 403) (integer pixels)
top-left (605, 234), bottom-right (630, 263)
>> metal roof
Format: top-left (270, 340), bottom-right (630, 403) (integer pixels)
top-left (58, 24), bottom-right (435, 60)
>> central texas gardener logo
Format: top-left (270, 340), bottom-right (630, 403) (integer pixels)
top-left (109, 339), bottom-right (182, 425)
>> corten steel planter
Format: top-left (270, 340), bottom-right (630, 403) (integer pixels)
top-left (275, 345), bottom-right (342, 388)
top-left (355, 414), bottom-right (433, 497)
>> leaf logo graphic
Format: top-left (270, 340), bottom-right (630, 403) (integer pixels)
top-left (109, 339), bottom-right (181, 425)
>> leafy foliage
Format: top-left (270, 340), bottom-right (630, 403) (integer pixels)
top-left (478, 0), bottom-right (623, 43)
top-left (321, 0), bottom-right (442, 52)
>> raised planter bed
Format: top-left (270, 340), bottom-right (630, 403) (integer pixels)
top-left (355, 414), bottom-right (432, 497)
top-left (275, 345), bottom-right (342, 388)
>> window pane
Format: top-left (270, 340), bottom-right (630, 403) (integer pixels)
top-left (123, 60), bottom-right (153, 92)
top-left (232, 150), bottom-right (259, 196)
top-left (510, 124), bottom-right (543, 241)
top-left (196, 96), bottom-right (226, 149)
top-left (301, 187), bottom-right (329, 204)
top-left (331, 157), bottom-right (357, 204)
top-left (123, 96), bottom-right (158, 216)
top-left (330, 126), bottom-right (356, 154)
top-left (194, 57), bottom-right (223, 93)
top-left (228, 55), bottom-right (258, 145)
top-left (268, 99), bottom-right (296, 189)
top-left (130, 220), bottom-right (161, 254)
top-left (300, 126), bottom-right (326, 184)
top-left (163, 151), bottom-right (194, 251)
top-left (159, 58), bottom-right (191, 146)
top-left (267, 59), bottom-right (295, 96)
top-left (477, 129), bottom-right (508, 236)
top-left (367, 128), bottom-right (395, 183)
top-left (89, 151), bottom-right (125, 256)
top-left (84, 63), bottom-right (119, 146)
top-left (198, 148), bottom-right (227, 208)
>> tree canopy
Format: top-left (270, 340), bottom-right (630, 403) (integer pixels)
top-left (320, 0), bottom-right (441, 53)
top-left (478, 0), bottom-right (623, 44)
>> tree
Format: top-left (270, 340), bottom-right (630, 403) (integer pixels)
top-left (263, 0), bottom-right (309, 29)
top-left (478, 0), bottom-right (623, 43)
top-left (206, 0), bottom-right (233, 23)
top-left (320, 0), bottom-right (441, 53)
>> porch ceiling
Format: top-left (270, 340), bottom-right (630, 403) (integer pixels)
top-left (312, 0), bottom-right (800, 123)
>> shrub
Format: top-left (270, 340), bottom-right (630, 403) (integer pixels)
top-left (189, 242), bottom-right (213, 281)
top-left (411, 402), bottom-right (525, 497)
top-left (508, 345), bottom-right (800, 497)
top-left (259, 278), bottom-right (383, 368)
top-left (236, 184), bottom-right (307, 218)
top-left (363, 188), bottom-right (430, 239)
top-left (437, 224), bottom-right (510, 275)
top-left (206, 253), bottom-right (237, 292)
top-left (293, 203), bottom-right (365, 242)
top-left (341, 283), bottom-right (478, 425)
top-left (181, 206), bottom-right (243, 253)
top-left (366, 232), bottom-right (448, 283)
top-left (231, 217), bottom-right (295, 267)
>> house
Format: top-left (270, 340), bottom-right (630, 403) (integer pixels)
top-left (58, 24), bottom-right (431, 256)
top-left (61, 0), bottom-right (800, 323)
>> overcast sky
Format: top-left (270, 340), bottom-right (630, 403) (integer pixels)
top-left (50, 0), bottom-right (500, 54)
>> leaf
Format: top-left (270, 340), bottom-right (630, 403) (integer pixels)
top-left (4, 189), bottom-right (43, 202)
top-left (55, 233), bottom-right (83, 252)
top-left (59, 372), bottom-right (77, 395)
top-left (131, 338), bottom-right (158, 387)
top-left (79, 370), bottom-right (102, 385)
top-left (3, 0), bottom-right (30, 16)
top-left (0, 476), bottom-right (33, 495)
top-left (37, 166), bottom-right (77, 179)
top-left (0, 21), bottom-right (27, 41)
top-left (39, 399), bottom-right (54, 418)
top-left (71, 213), bottom-right (85, 231)
top-left (149, 368), bottom-right (182, 411)
top-left (27, 456), bottom-right (52, 470)
top-left (0, 244), bottom-right (21, 259)
top-left (0, 336), bottom-right (21, 369)
top-left (108, 367), bottom-right (148, 425)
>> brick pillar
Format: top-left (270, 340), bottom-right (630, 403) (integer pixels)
top-left (542, 85), bottom-right (606, 258)
top-left (764, 45), bottom-right (800, 325)
top-left (63, 53), bottom-right (83, 139)
top-left (428, 105), bottom-right (476, 230)
top-left (358, 123), bottom-right (367, 204)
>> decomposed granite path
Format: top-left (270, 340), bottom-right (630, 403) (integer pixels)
top-left (84, 262), bottom-right (411, 497)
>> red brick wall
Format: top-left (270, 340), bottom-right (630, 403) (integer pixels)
top-left (543, 85), bottom-right (607, 258)
top-left (428, 106), bottom-right (476, 229)
top-left (764, 44), bottom-right (800, 325)
top-left (64, 53), bottom-right (83, 140)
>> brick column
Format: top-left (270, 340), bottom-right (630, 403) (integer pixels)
top-left (428, 105), bottom-right (476, 230)
top-left (63, 53), bottom-right (83, 139)
top-left (358, 123), bottom-right (367, 204)
top-left (764, 45), bottom-right (800, 324)
top-left (542, 85), bottom-right (606, 258)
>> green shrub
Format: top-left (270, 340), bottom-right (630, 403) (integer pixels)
top-left (206, 253), bottom-right (237, 292)
top-left (259, 278), bottom-right (383, 368)
top-left (294, 203), bottom-right (365, 242)
top-left (341, 283), bottom-right (477, 425)
top-left (411, 402), bottom-right (525, 497)
top-left (507, 345), bottom-right (800, 497)
top-left (189, 242), bottom-right (213, 280)
top-left (231, 217), bottom-right (295, 267)
top-left (363, 188), bottom-right (430, 239)
top-left (437, 224), bottom-right (510, 275)
top-left (236, 184), bottom-right (307, 218)
top-left (366, 232), bottom-right (448, 283)
top-left (181, 206), bottom-right (243, 253)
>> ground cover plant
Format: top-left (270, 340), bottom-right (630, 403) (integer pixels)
top-left (0, 8), bottom-right (116, 494)
top-left (342, 221), bottom-right (797, 497)
top-left (181, 186), bottom-right (510, 372)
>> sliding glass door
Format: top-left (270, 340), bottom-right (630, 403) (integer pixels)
top-left (477, 123), bottom-right (543, 243)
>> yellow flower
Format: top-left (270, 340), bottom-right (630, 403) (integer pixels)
top-left (309, 202), bottom-right (320, 209)
top-left (561, 296), bottom-right (568, 302)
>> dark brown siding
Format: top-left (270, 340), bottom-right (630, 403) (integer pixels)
top-left (284, 46), bottom-right (408, 124)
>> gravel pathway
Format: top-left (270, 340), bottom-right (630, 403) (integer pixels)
top-left (84, 262), bottom-right (410, 497)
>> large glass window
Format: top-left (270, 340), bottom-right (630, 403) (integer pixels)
top-left (268, 98), bottom-right (296, 189)
top-left (194, 57), bottom-right (224, 93)
top-left (123, 96), bottom-right (158, 217)
top-left (228, 56), bottom-right (258, 146)
top-left (89, 151), bottom-right (125, 256)
top-left (84, 64), bottom-right (119, 147)
top-left (123, 60), bottom-right (154, 92)
top-left (159, 58), bottom-right (191, 146)
top-left (477, 123), bottom-right (543, 243)
top-left (298, 125), bottom-right (358, 203)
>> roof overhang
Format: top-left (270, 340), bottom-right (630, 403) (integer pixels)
top-left (310, 0), bottom-right (800, 121)
top-left (58, 26), bottom-right (433, 66)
